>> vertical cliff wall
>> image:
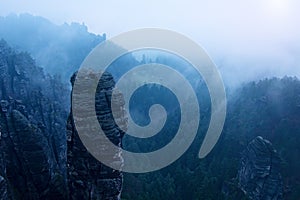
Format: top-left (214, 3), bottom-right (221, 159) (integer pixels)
top-left (0, 39), bottom-right (68, 199)
top-left (67, 71), bottom-right (126, 200)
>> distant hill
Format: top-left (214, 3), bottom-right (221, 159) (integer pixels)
top-left (0, 13), bottom-right (105, 82)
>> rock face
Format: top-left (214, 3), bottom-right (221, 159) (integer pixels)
top-left (67, 71), bottom-right (126, 200)
top-left (0, 40), bottom-right (127, 199)
top-left (0, 39), bottom-right (126, 199)
top-left (237, 136), bottom-right (283, 200)
top-left (0, 39), bottom-right (68, 199)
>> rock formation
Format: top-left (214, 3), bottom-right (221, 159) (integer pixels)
top-left (237, 136), bottom-right (283, 200)
top-left (0, 39), bottom-right (127, 199)
top-left (67, 71), bottom-right (126, 200)
top-left (0, 39), bottom-right (68, 199)
top-left (0, 40), bottom-right (127, 199)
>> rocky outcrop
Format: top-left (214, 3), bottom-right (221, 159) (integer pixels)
top-left (1, 108), bottom-right (67, 199)
top-left (0, 39), bottom-right (126, 199)
top-left (0, 39), bottom-right (68, 199)
top-left (237, 136), bottom-right (283, 200)
top-left (67, 71), bottom-right (126, 199)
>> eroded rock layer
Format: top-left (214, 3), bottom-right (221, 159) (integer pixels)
top-left (67, 71), bottom-right (126, 200)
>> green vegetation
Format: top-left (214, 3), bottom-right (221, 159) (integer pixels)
top-left (122, 77), bottom-right (300, 199)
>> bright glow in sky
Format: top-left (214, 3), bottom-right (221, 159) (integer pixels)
top-left (264, 0), bottom-right (290, 18)
top-left (0, 0), bottom-right (300, 86)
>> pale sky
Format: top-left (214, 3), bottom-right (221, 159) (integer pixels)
top-left (1, 0), bottom-right (300, 86)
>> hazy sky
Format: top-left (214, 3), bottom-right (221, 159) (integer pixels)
top-left (1, 0), bottom-right (300, 86)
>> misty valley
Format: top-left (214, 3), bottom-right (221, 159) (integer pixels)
top-left (0, 14), bottom-right (299, 200)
